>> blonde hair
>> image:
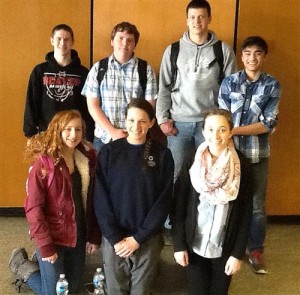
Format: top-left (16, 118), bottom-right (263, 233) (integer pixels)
top-left (24, 110), bottom-right (86, 164)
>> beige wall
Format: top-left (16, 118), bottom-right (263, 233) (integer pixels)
top-left (1, 0), bottom-right (300, 215)
top-left (93, 0), bottom-right (236, 73)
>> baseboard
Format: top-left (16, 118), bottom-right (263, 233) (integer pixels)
top-left (0, 207), bottom-right (25, 217)
top-left (267, 215), bottom-right (300, 224)
top-left (0, 207), bottom-right (300, 223)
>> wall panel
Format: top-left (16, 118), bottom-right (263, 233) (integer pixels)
top-left (0, 0), bottom-right (90, 206)
top-left (93, 0), bottom-right (236, 73)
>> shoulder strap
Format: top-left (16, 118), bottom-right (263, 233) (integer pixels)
top-left (40, 156), bottom-right (54, 188)
top-left (168, 41), bottom-right (180, 88)
top-left (213, 40), bottom-right (224, 85)
top-left (96, 57), bottom-right (109, 86)
top-left (137, 58), bottom-right (148, 99)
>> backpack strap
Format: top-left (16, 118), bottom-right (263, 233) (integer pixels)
top-left (96, 57), bottom-right (109, 87)
top-left (137, 58), bottom-right (147, 99)
top-left (96, 57), bottom-right (148, 99)
top-left (167, 41), bottom-right (180, 88)
top-left (208, 40), bottom-right (224, 85)
top-left (213, 40), bottom-right (224, 84)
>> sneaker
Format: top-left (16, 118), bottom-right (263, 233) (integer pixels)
top-left (248, 250), bottom-right (268, 274)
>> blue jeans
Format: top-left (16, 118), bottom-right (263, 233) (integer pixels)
top-left (26, 241), bottom-right (86, 295)
top-left (248, 158), bottom-right (269, 252)
top-left (167, 121), bottom-right (205, 181)
top-left (93, 136), bottom-right (106, 155)
top-left (165, 122), bottom-right (204, 229)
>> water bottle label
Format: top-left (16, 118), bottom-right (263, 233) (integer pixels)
top-left (93, 278), bottom-right (100, 286)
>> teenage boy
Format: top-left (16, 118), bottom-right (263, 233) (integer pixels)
top-left (156, 0), bottom-right (237, 183)
top-left (156, 0), bottom-right (237, 245)
top-left (218, 36), bottom-right (281, 274)
top-left (81, 22), bottom-right (157, 153)
top-left (23, 24), bottom-right (94, 142)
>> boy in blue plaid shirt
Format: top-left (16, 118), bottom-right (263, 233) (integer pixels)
top-left (218, 36), bottom-right (281, 274)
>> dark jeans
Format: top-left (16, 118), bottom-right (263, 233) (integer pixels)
top-left (248, 158), bottom-right (269, 251)
top-left (187, 252), bottom-right (232, 295)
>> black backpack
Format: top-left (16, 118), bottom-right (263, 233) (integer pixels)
top-left (96, 57), bottom-right (148, 98)
top-left (168, 40), bottom-right (224, 88)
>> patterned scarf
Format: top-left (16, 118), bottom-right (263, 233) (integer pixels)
top-left (190, 141), bottom-right (241, 205)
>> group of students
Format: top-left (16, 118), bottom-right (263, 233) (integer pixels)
top-left (9, 0), bottom-right (281, 294)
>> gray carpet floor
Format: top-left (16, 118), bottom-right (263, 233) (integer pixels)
top-left (1, 217), bottom-right (299, 294)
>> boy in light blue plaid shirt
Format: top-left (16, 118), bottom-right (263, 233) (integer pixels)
top-left (82, 22), bottom-right (157, 153)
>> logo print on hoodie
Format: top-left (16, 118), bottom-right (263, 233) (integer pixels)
top-left (43, 71), bottom-right (81, 102)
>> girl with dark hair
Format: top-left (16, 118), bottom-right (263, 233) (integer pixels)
top-left (9, 110), bottom-right (101, 294)
top-left (172, 109), bottom-right (252, 295)
top-left (94, 99), bottom-right (174, 295)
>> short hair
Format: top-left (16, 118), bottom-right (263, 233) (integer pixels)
top-left (111, 22), bottom-right (140, 45)
top-left (241, 36), bottom-right (268, 54)
top-left (51, 24), bottom-right (74, 41)
top-left (203, 109), bottom-right (234, 130)
top-left (125, 99), bottom-right (155, 121)
top-left (186, 0), bottom-right (211, 17)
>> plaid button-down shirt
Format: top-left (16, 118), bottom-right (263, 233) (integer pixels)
top-left (82, 55), bottom-right (157, 143)
top-left (218, 70), bottom-right (281, 163)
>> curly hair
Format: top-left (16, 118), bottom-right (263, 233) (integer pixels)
top-left (24, 110), bottom-right (86, 164)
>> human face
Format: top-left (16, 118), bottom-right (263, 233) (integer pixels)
top-left (187, 8), bottom-right (211, 37)
top-left (111, 31), bottom-right (136, 63)
top-left (50, 29), bottom-right (73, 57)
top-left (126, 107), bottom-right (155, 145)
top-left (202, 115), bottom-right (232, 157)
top-left (61, 118), bottom-right (83, 150)
top-left (241, 46), bottom-right (267, 78)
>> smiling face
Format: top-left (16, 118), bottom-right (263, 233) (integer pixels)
top-left (111, 31), bottom-right (136, 64)
top-left (50, 29), bottom-right (73, 58)
top-left (125, 107), bottom-right (155, 145)
top-left (61, 118), bottom-right (83, 150)
top-left (241, 45), bottom-right (267, 79)
top-left (203, 115), bottom-right (232, 157)
top-left (187, 8), bottom-right (211, 38)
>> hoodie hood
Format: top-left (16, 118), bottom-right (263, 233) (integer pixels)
top-left (45, 49), bottom-right (82, 68)
top-left (181, 30), bottom-right (219, 48)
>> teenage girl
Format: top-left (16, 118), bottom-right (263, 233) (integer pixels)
top-left (172, 109), bottom-right (252, 295)
top-left (94, 99), bottom-right (174, 295)
top-left (9, 110), bottom-right (101, 294)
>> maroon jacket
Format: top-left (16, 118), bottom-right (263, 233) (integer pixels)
top-left (24, 143), bottom-right (101, 257)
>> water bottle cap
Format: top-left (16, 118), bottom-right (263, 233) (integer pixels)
top-left (60, 274), bottom-right (65, 278)
top-left (96, 267), bottom-right (102, 272)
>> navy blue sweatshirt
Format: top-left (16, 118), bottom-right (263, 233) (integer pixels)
top-left (94, 138), bottom-right (174, 246)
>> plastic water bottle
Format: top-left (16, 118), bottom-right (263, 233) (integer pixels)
top-left (56, 274), bottom-right (69, 295)
top-left (93, 267), bottom-right (105, 294)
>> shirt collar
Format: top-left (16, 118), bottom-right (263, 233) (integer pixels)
top-left (241, 70), bottom-right (267, 84)
top-left (109, 54), bottom-right (136, 68)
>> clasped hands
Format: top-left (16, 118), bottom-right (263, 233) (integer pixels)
top-left (114, 236), bottom-right (140, 258)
